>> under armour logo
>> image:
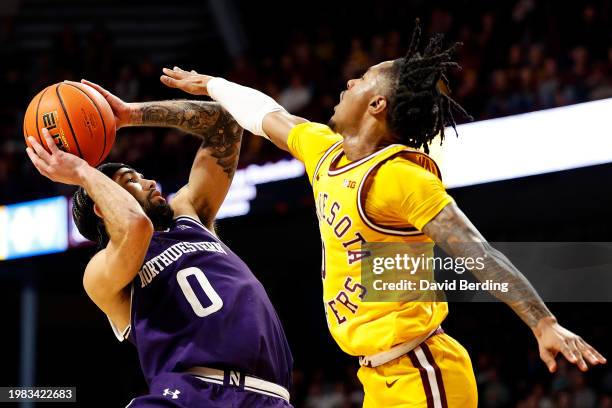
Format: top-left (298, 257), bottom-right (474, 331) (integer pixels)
top-left (163, 388), bottom-right (181, 399)
top-left (177, 224), bottom-right (192, 230)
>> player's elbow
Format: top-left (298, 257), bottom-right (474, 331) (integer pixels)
top-left (221, 108), bottom-right (242, 132)
top-left (126, 212), bottom-right (154, 241)
top-left (116, 211), bottom-right (154, 244)
top-left (262, 111), bottom-right (307, 151)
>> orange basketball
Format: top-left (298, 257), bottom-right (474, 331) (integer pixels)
top-left (23, 81), bottom-right (116, 167)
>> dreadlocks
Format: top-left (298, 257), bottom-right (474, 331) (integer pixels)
top-left (387, 20), bottom-right (472, 153)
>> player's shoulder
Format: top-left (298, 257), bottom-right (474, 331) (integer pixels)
top-left (287, 122), bottom-right (343, 174)
top-left (292, 121), bottom-right (337, 135)
top-left (377, 149), bottom-right (442, 181)
top-left (289, 121), bottom-right (343, 144)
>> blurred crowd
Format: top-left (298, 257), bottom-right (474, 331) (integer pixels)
top-left (1, 1), bottom-right (611, 204)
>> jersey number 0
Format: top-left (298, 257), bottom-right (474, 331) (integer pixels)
top-left (176, 267), bottom-right (223, 317)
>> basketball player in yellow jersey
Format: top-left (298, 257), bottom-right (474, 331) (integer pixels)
top-left (161, 24), bottom-right (606, 407)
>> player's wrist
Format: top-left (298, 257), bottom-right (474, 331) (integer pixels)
top-left (124, 103), bottom-right (142, 127)
top-left (75, 162), bottom-right (95, 186)
top-left (533, 315), bottom-right (558, 337)
top-left (206, 77), bottom-right (285, 138)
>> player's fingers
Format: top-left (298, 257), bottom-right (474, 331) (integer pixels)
top-left (41, 128), bottom-right (60, 154)
top-left (25, 146), bottom-right (40, 165)
top-left (579, 339), bottom-right (607, 364)
top-left (574, 352), bottom-right (588, 371)
top-left (27, 136), bottom-right (51, 162)
top-left (559, 342), bottom-right (578, 365)
top-left (80, 79), bottom-right (110, 97)
top-left (539, 349), bottom-right (557, 373)
top-left (564, 340), bottom-right (588, 371)
top-left (174, 66), bottom-right (195, 75)
top-left (580, 347), bottom-right (601, 366)
top-left (163, 67), bottom-right (189, 80)
top-left (160, 75), bottom-right (181, 89)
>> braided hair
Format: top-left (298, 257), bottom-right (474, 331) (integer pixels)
top-left (72, 162), bottom-right (134, 249)
top-left (386, 20), bottom-right (472, 153)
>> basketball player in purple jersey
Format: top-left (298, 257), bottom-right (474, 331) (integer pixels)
top-left (25, 83), bottom-right (293, 407)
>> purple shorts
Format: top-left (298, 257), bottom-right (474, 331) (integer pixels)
top-left (126, 372), bottom-right (292, 408)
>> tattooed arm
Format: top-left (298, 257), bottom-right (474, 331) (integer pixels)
top-left (422, 202), bottom-right (606, 372)
top-left (78, 80), bottom-right (243, 228)
top-left (130, 100), bottom-right (243, 227)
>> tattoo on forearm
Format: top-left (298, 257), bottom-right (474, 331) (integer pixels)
top-left (422, 203), bottom-right (552, 329)
top-left (132, 101), bottom-right (243, 178)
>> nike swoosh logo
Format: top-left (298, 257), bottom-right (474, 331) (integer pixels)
top-left (386, 379), bottom-right (399, 388)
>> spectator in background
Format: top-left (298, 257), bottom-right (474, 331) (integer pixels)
top-left (114, 65), bottom-right (139, 102)
top-left (538, 58), bottom-right (560, 108)
top-left (83, 24), bottom-right (114, 80)
top-left (313, 26), bottom-right (336, 63)
top-left (485, 69), bottom-right (512, 118)
top-left (587, 62), bottom-right (612, 101)
top-left (137, 56), bottom-right (159, 100)
top-left (227, 56), bottom-right (258, 87)
top-left (383, 30), bottom-right (402, 60)
top-left (509, 67), bottom-right (536, 114)
top-left (506, 43), bottom-right (524, 83)
top-left (369, 34), bottom-right (385, 63)
top-left (455, 68), bottom-right (484, 115)
top-left (570, 368), bottom-right (597, 408)
top-left (342, 37), bottom-right (371, 81)
top-left (279, 74), bottom-right (312, 113)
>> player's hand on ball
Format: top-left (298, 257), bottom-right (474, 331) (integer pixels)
top-left (77, 79), bottom-right (134, 129)
top-left (160, 66), bottom-right (213, 96)
top-left (26, 128), bottom-right (89, 186)
top-left (534, 317), bottom-right (606, 373)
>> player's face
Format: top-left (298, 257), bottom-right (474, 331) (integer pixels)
top-left (112, 167), bottom-right (174, 230)
top-left (329, 61), bottom-right (394, 134)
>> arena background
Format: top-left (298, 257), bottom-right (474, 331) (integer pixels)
top-left (1, 0), bottom-right (612, 406)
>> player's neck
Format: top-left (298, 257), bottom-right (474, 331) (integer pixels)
top-left (342, 122), bottom-right (391, 161)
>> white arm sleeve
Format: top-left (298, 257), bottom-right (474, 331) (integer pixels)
top-left (207, 77), bottom-right (286, 139)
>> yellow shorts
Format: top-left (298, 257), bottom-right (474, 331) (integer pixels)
top-left (357, 333), bottom-right (477, 408)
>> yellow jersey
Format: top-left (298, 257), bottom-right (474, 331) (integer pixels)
top-left (287, 122), bottom-right (453, 356)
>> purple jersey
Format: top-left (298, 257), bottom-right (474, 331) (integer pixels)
top-left (127, 215), bottom-right (292, 389)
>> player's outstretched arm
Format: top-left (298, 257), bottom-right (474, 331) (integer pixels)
top-left (26, 128), bottom-right (153, 329)
top-left (422, 202), bottom-right (607, 373)
top-left (80, 79), bottom-right (243, 228)
top-left (159, 67), bottom-right (307, 151)
top-left (129, 100), bottom-right (243, 228)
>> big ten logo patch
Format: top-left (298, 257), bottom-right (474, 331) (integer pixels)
top-left (42, 111), bottom-right (69, 151)
top-left (343, 179), bottom-right (356, 189)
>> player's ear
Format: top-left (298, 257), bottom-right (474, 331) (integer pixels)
top-left (368, 95), bottom-right (387, 116)
top-left (93, 203), bottom-right (103, 219)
